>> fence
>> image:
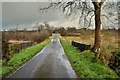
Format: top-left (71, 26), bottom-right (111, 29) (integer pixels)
top-left (72, 41), bottom-right (91, 51)
top-left (9, 41), bottom-right (34, 54)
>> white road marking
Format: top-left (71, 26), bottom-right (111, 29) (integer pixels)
top-left (57, 36), bottom-right (77, 78)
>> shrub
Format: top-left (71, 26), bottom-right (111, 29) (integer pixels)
top-left (2, 30), bottom-right (52, 42)
top-left (32, 30), bottom-right (50, 43)
top-left (60, 30), bottom-right (68, 36)
top-left (109, 49), bottom-right (120, 75)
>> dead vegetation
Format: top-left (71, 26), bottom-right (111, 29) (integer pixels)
top-left (62, 29), bottom-right (119, 65)
top-left (2, 30), bottom-right (52, 60)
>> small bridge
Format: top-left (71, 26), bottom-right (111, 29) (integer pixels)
top-left (72, 41), bottom-right (91, 51)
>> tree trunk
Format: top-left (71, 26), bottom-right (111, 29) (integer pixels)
top-left (91, 4), bottom-right (101, 60)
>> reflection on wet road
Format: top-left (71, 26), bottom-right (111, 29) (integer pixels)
top-left (9, 34), bottom-right (77, 78)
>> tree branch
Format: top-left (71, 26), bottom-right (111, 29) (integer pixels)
top-left (101, 14), bottom-right (118, 24)
top-left (86, 14), bottom-right (95, 29)
top-left (92, 0), bottom-right (100, 7)
top-left (99, 0), bottom-right (106, 7)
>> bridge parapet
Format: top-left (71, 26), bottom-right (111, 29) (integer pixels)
top-left (72, 41), bottom-right (91, 51)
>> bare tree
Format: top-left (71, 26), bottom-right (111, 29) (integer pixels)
top-left (91, 0), bottom-right (105, 60)
top-left (40, 0), bottom-right (118, 60)
top-left (44, 21), bottom-right (51, 30)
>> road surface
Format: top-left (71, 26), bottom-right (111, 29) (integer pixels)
top-left (9, 34), bottom-right (77, 78)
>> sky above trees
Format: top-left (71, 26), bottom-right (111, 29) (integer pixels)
top-left (2, 2), bottom-right (81, 30)
top-left (1, 1), bottom-right (119, 30)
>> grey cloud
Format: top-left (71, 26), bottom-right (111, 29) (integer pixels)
top-left (2, 2), bottom-right (65, 30)
top-left (2, 2), bottom-right (118, 30)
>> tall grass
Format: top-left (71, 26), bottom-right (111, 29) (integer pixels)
top-left (2, 30), bottom-right (52, 42)
top-left (32, 30), bottom-right (50, 43)
top-left (62, 30), bottom-right (119, 64)
top-left (59, 36), bottom-right (118, 78)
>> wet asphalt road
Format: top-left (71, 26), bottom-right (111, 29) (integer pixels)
top-left (9, 34), bottom-right (77, 78)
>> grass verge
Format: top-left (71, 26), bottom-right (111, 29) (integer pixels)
top-left (59, 36), bottom-right (118, 78)
top-left (2, 35), bottom-right (53, 77)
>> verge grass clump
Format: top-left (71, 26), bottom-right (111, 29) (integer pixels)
top-left (2, 35), bottom-right (53, 77)
top-left (59, 36), bottom-right (118, 78)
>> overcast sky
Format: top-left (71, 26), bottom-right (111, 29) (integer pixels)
top-left (2, 2), bottom-right (81, 30)
top-left (1, 1), bottom-right (119, 30)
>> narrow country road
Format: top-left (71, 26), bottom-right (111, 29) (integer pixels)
top-left (9, 34), bottom-right (77, 78)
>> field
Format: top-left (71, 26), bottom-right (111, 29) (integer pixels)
top-left (60, 29), bottom-right (120, 76)
top-left (62, 30), bottom-right (118, 49)
top-left (2, 30), bottom-right (52, 43)
top-left (8, 40), bottom-right (29, 44)
top-left (59, 36), bottom-right (118, 78)
top-left (62, 30), bottom-right (119, 63)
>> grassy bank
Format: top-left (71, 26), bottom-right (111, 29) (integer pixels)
top-left (62, 30), bottom-right (119, 66)
top-left (2, 35), bottom-right (53, 77)
top-left (2, 30), bottom-right (52, 61)
top-left (59, 36), bottom-right (118, 78)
